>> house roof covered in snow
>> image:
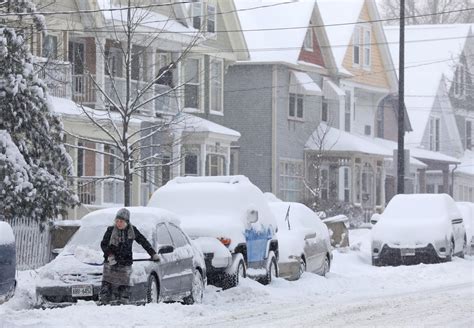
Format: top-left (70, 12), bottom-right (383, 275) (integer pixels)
top-left (384, 24), bottom-right (472, 146)
top-left (407, 145), bottom-right (461, 165)
top-left (317, 0), bottom-right (365, 75)
top-left (177, 114), bottom-right (241, 140)
top-left (235, 0), bottom-right (315, 64)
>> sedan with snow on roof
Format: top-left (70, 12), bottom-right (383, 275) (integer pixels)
top-left (36, 207), bottom-right (206, 307)
top-left (0, 221), bottom-right (16, 304)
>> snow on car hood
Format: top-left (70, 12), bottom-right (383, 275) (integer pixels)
top-left (372, 218), bottom-right (451, 246)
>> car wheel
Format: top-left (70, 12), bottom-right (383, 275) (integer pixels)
top-left (146, 275), bottom-right (159, 304)
top-left (184, 269), bottom-right (204, 305)
top-left (223, 259), bottom-right (246, 290)
top-left (460, 235), bottom-right (467, 259)
top-left (446, 240), bottom-right (455, 262)
top-left (259, 251), bottom-right (278, 285)
top-left (321, 255), bottom-right (330, 276)
top-left (297, 257), bottom-right (306, 279)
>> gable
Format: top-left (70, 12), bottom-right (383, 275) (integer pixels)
top-left (298, 26), bottom-right (325, 67)
top-left (342, 1), bottom-right (390, 89)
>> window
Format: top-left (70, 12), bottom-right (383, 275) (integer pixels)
top-left (466, 120), bottom-right (472, 150)
top-left (376, 167), bottom-right (382, 206)
top-left (429, 117), bottom-right (440, 151)
top-left (304, 28), bottom-right (313, 51)
top-left (355, 163), bottom-right (361, 204)
top-left (363, 29), bottom-right (371, 67)
top-left (438, 185), bottom-right (444, 194)
top-left (210, 59), bottom-right (223, 113)
top-left (68, 41), bottom-right (85, 75)
top-left (289, 93), bottom-right (304, 119)
top-left (191, 0), bottom-right (203, 30)
top-left (353, 27), bottom-right (361, 65)
top-left (279, 160), bottom-right (304, 202)
top-left (343, 167), bottom-right (350, 202)
top-left (156, 223), bottom-right (173, 247)
top-left (184, 154), bottom-right (198, 176)
top-left (344, 90), bottom-right (351, 132)
top-left (321, 98), bottom-right (328, 122)
top-left (364, 125), bottom-right (371, 136)
top-left (105, 47), bottom-right (123, 77)
top-left (320, 168), bottom-right (329, 200)
top-left (168, 224), bottom-right (188, 248)
top-left (104, 145), bottom-right (118, 176)
top-left (131, 46), bottom-right (145, 81)
top-left (207, 3), bottom-right (216, 34)
top-left (427, 184), bottom-right (435, 194)
top-left (77, 141), bottom-right (84, 177)
top-left (206, 154), bottom-right (225, 176)
top-left (184, 58), bottom-right (201, 109)
top-left (454, 64), bottom-right (465, 97)
top-left (376, 107), bottom-right (384, 138)
top-left (161, 156), bottom-right (171, 185)
top-left (42, 35), bottom-right (58, 59)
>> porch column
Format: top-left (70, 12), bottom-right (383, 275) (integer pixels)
top-left (172, 132), bottom-right (182, 178)
top-left (419, 169), bottom-right (426, 193)
top-left (442, 169), bottom-right (450, 195)
top-left (226, 145), bottom-right (231, 175)
top-left (95, 37), bottom-right (106, 109)
top-left (95, 143), bottom-right (104, 205)
top-left (71, 137), bottom-right (79, 220)
top-left (149, 49), bottom-right (156, 116)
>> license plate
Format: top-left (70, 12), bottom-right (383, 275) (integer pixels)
top-left (401, 248), bottom-right (415, 257)
top-left (71, 285), bottom-right (93, 297)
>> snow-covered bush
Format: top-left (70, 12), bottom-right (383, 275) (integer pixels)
top-left (0, 27), bottom-right (77, 223)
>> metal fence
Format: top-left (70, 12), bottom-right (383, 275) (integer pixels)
top-left (7, 218), bottom-right (52, 270)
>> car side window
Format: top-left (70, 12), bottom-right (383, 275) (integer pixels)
top-left (167, 224), bottom-right (189, 248)
top-left (156, 223), bottom-right (173, 247)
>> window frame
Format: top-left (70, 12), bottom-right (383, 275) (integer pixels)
top-left (207, 2), bottom-right (217, 35)
top-left (321, 97), bottom-right (328, 122)
top-left (209, 58), bottom-right (224, 114)
top-left (42, 34), bottom-right (58, 59)
top-left (184, 153), bottom-right (199, 176)
top-left (363, 28), bottom-right (371, 68)
top-left (183, 57), bottom-right (203, 111)
top-left (303, 28), bottom-right (313, 51)
top-left (288, 93), bottom-right (304, 120)
top-left (353, 26), bottom-right (361, 66)
top-left (466, 120), bottom-right (472, 150)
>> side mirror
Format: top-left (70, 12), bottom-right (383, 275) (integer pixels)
top-left (305, 232), bottom-right (316, 240)
top-left (158, 245), bottom-right (174, 254)
top-left (370, 213), bottom-right (381, 225)
top-left (247, 209), bottom-right (259, 224)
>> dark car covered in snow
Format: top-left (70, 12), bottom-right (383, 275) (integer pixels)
top-left (36, 207), bottom-right (206, 307)
top-left (0, 221), bottom-right (16, 304)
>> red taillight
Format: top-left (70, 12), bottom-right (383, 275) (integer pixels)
top-left (218, 237), bottom-right (231, 246)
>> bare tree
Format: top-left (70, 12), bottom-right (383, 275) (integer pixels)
top-left (303, 123), bottom-right (337, 211)
top-left (379, 0), bottom-right (474, 25)
top-left (63, 0), bottom-right (204, 206)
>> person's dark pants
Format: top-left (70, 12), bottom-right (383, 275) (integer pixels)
top-left (99, 281), bottom-right (130, 304)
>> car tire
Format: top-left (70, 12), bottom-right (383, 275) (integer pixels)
top-left (446, 240), bottom-right (455, 262)
top-left (460, 235), bottom-right (467, 259)
top-left (223, 259), bottom-right (246, 290)
top-left (183, 269), bottom-right (204, 305)
top-left (297, 257), bottom-right (306, 280)
top-left (259, 251), bottom-right (278, 286)
top-left (321, 255), bottom-right (330, 276)
top-left (146, 275), bottom-right (159, 304)
top-left (372, 257), bottom-right (381, 266)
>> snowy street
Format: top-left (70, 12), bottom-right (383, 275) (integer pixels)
top-left (1, 229), bottom-right (473, 327)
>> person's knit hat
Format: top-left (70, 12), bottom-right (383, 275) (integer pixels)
top-left (115, 208), bottom-right (130, 223)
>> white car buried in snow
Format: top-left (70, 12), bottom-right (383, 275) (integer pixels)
top-left (371, 194), bottom-right (466, 266)
top-left (268, 202), bottom-right (332, 280)
top-left (148, 176), bottom-right (279, 288)
top-left (456, 202), bottom-right (474, 254)
top-left (36, 207), bottom-right (206, 307)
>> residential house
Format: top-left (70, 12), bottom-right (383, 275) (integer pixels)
top-left (385, 24), bottom-right (472, 201)
top-left (32, 0), bottom-right (248, 219)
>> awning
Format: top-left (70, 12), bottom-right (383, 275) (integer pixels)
top-left (290, 70), bottom-right (322, 96)
top-left (323, 78), bottom-right (345, 99)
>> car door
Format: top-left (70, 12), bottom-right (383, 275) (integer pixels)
top-left (155, 223), bottom-right (180, 296)
top-left (167, 223), bottom-right (194, 293)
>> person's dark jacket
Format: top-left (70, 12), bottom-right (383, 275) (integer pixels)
top-left (100, 225), bottom-right (156, 266)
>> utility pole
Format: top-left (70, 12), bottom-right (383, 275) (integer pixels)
top-left (397, 0), bottom-right (406, 194)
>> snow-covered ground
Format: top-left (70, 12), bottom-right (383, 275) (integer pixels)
top-left (1, 229), bottom-right (473, 327)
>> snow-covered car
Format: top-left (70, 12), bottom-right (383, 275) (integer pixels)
top-left (36, 207), bottom-right (206, 307)
top-left (456, 202), bottom-right (474, 254)
top-left (269, 202), bottom-right (332, 280)
top-left (371, 194), bottom-right (466, 266)
top-left (0, 221), bottom-right (16, 304)
top-left (148, 176), bottom-right (279, 288)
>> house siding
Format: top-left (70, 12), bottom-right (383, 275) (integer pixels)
top-left (298, 28), bottom-right (325, 67)
top-left (221, 64), bottom-right (274, 192)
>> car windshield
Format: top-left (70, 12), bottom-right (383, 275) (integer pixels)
top-left (63, 226), bottom-right (154, 255)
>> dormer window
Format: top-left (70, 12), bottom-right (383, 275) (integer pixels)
top-left (353, 27), bottom-right (361, 65)
top-left (191, 0), bottom-right (216, 35)
top-left (304, 28), bottom-right (313, 51)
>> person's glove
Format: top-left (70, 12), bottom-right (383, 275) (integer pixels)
top-left (151, 254), bottom-right (160, 261)
top-left (107, 255), bottom-right (117, 266)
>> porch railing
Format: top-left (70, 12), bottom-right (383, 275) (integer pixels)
top-left (35, 57), bottom-right (72, 99)
top-left (77, 178), bottom-right (97, 205)
top-left (72, 74), bottom-right (97, 105)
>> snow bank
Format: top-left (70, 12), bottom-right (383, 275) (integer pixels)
top-left (0, 221), bottom-right (14, 245)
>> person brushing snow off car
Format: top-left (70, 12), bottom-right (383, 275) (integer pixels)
top-left (99, 208), bottom-right (159, 304)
